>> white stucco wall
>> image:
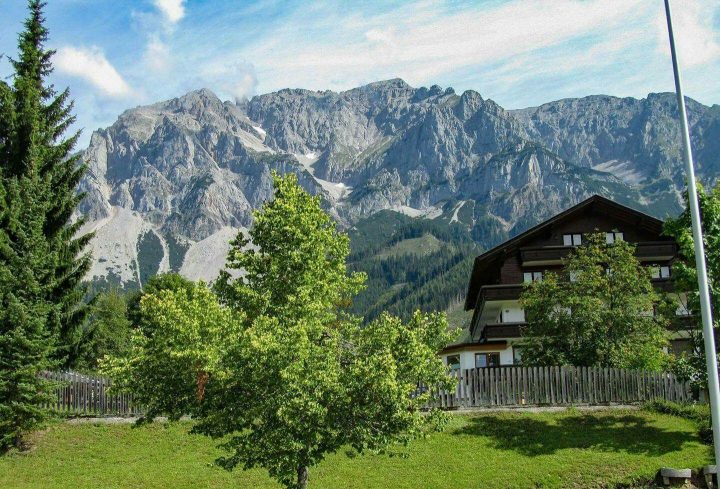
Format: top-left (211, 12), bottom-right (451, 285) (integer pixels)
top-left (499, 347), bottom-right (514, 365)
top-left (498, 301), bottom-right (525, 323)
top-left (443, 344), bottom-right (517, 370)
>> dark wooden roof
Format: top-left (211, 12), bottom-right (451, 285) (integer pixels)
top-left (464, 195), bottom-right (669, 310)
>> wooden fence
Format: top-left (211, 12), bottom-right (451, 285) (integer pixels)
top-left (40, 371), bottom-right (140, 416)
top-left (42, 366), bottom-right (691, 416)
top-left (430, 366), bottom-right (691, 409)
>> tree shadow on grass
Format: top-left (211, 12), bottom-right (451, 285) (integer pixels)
top-left (453, 413), bottom-right (696, 457)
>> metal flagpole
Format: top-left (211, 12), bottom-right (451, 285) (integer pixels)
top-left (664, 0), bottom-right (720, 463)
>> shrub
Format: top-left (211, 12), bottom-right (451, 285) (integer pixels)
top-left (643, 400), bottom-right (712, 444)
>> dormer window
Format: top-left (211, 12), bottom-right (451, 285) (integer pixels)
top-left (563, 233), bottom-right (582, 246)
top-left (524, 271), bottom-right (543, 283)
top-left (606, 231), bottom-right (624, 244)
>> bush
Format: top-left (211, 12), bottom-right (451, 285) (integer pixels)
top-left (644, 400), bottom-right (712, 444)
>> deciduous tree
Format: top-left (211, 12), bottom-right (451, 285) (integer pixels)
top-left (664, 182), bottom-right (720, 387)
top-left (210, 173), bottom-right (455, 488)
top-left (101, 281), bottom-right (241, 422)
top-left (520, 232), bottom-right (669, 369)
top-left (109, 173), bottom-right (454, 488)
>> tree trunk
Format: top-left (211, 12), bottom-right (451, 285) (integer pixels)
top-left (195, 369), bottom-right (209, 402)
top-left (297, 465), bottom-right (309, 489)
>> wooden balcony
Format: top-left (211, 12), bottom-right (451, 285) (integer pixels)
top-left (477, 279), bottom-right (672, 308)
top-left (651, 278), bottom-right (674, 292)
top-left (519, 241), bottom-right (677, 266)
top-left (483, 322), bottom-right (524, 339)
top-left (635, 241), bottom-right (678, 261)
top-left (520, 246), bottom-right (570, 266)
top-left (478, 284), bottom-right (524, 302)
top-left (668, 314), bottom-right (699, 331)
top-left (482, 315), bottom-right (694, 341)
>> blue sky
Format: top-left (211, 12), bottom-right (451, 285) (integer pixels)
top-left (2, 0), bottom-right (720, 148)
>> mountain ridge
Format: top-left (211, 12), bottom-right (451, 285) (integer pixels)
top-left (76, 79), bottom-right (718, 295)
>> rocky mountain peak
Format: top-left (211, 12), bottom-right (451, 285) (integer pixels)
top-left (77, 80), bottom-right (718, 289)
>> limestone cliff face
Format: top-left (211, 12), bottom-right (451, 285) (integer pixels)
top-left (78, 79), bottom-right (719, 287)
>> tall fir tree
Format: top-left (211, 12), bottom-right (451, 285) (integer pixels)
top-left (0, 154), bottom-right (56, 451)
top-left (5, 0), bottom-right (92, 366)
top-left (0, 1), bottom-right (90, 449)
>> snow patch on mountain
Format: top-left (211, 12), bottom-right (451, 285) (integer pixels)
top-left (252, 125), bottom-right (266, 138)
top-left (592, 160), bottom-right (645, 185)
top-left (295, 152), bottom-right (352, 200)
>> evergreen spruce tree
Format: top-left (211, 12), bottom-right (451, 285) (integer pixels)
top-left (4, 0), bottom-right (92, 367)
top-left (0, 1), bottom-right (90, 449)
top-left (0, 158), bottom-right (56, 451)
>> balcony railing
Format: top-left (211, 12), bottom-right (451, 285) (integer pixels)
top-left (519, 241), bottom-right (677, 266)
top-left (477, 284), bottom-right (524, 302)
top-left (481, 314), bottom-right (695, 340)
top-left (483, 322), bottom-right (524, 339)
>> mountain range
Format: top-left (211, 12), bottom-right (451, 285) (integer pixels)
top-left (76, 78), bottom-right (719, 320)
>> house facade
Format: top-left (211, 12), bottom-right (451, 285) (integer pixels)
top-left (442, 195), bottom-right (692, 371)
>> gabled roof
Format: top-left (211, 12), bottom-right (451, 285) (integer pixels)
top-left (464, 195), bottom-right (668, 310)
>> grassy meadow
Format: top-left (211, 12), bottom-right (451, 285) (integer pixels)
top-left (0, 408), bottom-right (710, 489)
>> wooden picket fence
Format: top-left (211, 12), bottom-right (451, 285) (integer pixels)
top-left (40, 371), bottom-right (140, 416)
top-left (41, 366), bottom-right (691, 416)
top-left (429, 366), bottom-right (691, 409)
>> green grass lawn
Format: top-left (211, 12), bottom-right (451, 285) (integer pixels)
top-left (0, 409), bottom-right (711, 489)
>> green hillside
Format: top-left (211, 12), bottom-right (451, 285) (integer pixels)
top-left (348, 210), bottom-right (481, 327)
top-left (84, 207), bottom-right (490, 329)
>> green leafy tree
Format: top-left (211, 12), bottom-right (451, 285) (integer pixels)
top-left (101, 282), bottom-right (242, 422)
top-left (126, 272), bottom-right (195, 328)
top-left (109, 173), bottom-right (454, 488)
top-left (76, 288), bottom-right (132, 371)
top-left (1, 0), bottom-right (92, 367)
top-left (206, 173), bottom-right (454, 489)
top-left (664, 182), bottom-right (720, 387)
top-left (520, 233), bottom-right (670, 370)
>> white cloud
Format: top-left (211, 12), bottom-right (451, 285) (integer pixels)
top-left (196, 60), bottom-right (258, 102)
top-left (365, 28), bottom-right (395, 45)
top-left (153, 0), bottom-right (185, 24)
top-left (241, 0), bottom-right (660, 92)
top-left (227, 70), bottom-right (258, 102)
top-left (655, 0), bottom-right (720, 67)
top-left (143, 36), bottom-right (171, 72)
top-left (55, 46), bottom-right (132, 97)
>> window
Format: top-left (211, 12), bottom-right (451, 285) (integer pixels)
top-left (475, 352), bottom-right (501, 368)
top-left (606, 231), bottom-right (624, 244)
top-left (512, 346), bottom-right (523, 365)
top-left (563, 233), bottom-right (582, 246)
top-left (523, 271), bottom-right (544, 283)
top-left (447, 355), bottom-right (460, 371)
top-left (650, 265), bottom-right (671, 279)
